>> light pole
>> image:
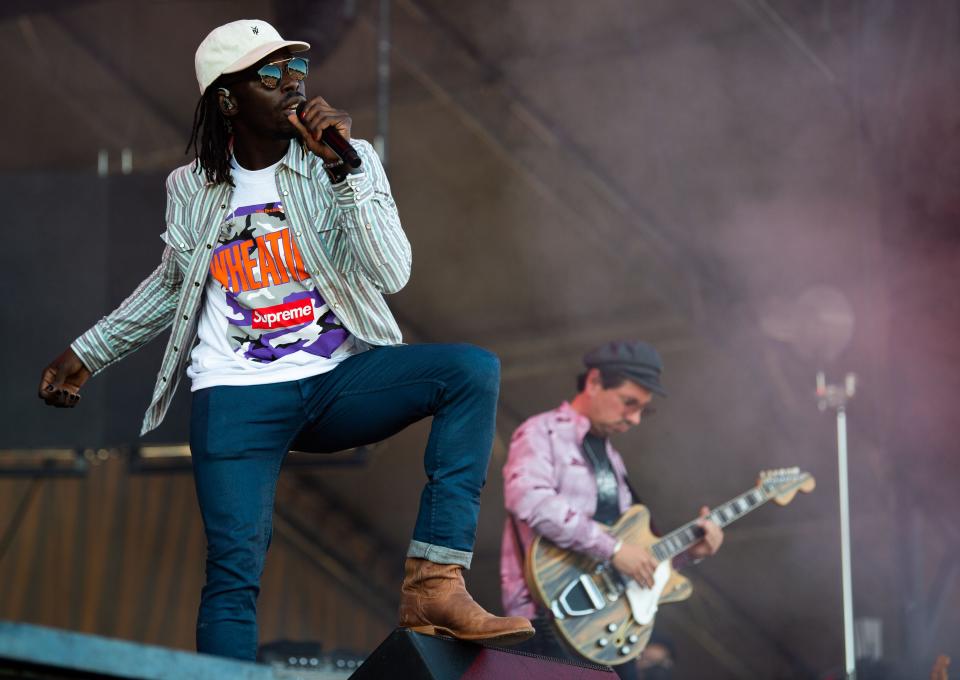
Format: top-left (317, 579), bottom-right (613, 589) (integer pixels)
top-left (817, 371), bottom-right (857, 679)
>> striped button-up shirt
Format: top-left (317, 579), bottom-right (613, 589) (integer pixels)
top-left (72, 139), bottom-right (411, 435)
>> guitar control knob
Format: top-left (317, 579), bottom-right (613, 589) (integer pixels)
top-left (606, 623), bottom-right (617, 633)
top-left (619, 646), bottom-right (631, 656)
top-left (628, 634), bottom-right (639, 644)
top-left (597, 638), bottom-right (609, 648)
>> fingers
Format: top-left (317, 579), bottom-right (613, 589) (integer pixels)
top-left (286, 113), bottom-right (323, 155)
top-left (40, 385), bottom-right (81, 408)
top-left (637, 568), bottom-right (655, 589)
top-left (693, 520), bottom-right (724, 557)
top-left (296, 98), bottom-right (352, 141)
top-left (696, 507), bottom-right (720, 538)
top-left (51, 354), bottom-right (71, 388)
top-left (707, 524), bottom-right (724, 552)
top-left (53, 391), bottom-right (81, 408)
top-left (38, 355), bottom-right (83, 408)
top-left (629, 566), bottom-right (651, 588)
top-left (41, 381), bottom-right (81, 407)
top-left (287, 108), bottom-right (353, 166)
top-left (38, 365), bottom-right (57, 400)
top-left (635, 551), bottom-right (658, 589)
top-left (300, 94), bottom-right (331, 112)
top-left (615, 544), bottom-right (660, 588)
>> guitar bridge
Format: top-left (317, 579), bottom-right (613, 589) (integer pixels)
top-left (550, 573), bottom-right (607, 620)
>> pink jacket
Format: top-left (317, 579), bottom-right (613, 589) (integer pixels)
top-left (500, 402), bottom-right (633, 618)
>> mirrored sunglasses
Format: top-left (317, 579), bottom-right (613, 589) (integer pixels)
top-left (256, 57), bottom-right (309, 89)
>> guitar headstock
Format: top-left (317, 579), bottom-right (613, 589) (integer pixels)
top-left (758, 467), bottom-right (816, 505)
top-left (930, 654), bottom-right (950, 680)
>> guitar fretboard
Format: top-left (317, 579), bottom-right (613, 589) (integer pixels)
top-left (650, 486), bottom-right (772, 562)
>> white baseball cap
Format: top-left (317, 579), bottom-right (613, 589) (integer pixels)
top-left (194, 19), bottom-right (310, 94)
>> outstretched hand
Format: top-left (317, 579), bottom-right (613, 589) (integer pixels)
top-left (38, 347), bottom-right (91, 408)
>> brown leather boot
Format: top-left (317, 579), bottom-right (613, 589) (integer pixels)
top-left (398, 557), bottom-right (534, 645)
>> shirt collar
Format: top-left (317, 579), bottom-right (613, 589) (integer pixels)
top-left (557, 401), bottom-right (593, 443)
top-left (279, 140), bottom-right (313, 178)
top-left (206, 141), bottom-right (313, 187)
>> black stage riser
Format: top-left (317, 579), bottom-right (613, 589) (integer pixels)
top-left (350, 629), bottom-right (615, 680)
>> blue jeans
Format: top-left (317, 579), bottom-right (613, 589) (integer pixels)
top-left (189, 343), bottom-right (500, 660)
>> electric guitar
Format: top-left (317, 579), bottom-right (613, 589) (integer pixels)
top-left (524, 468), bottom-right (815, 666)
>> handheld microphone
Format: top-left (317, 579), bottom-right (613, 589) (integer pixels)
top-left (296, 102), bottom-right (362, 169)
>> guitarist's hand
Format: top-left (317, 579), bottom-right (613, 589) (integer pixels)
top-left (688, 506), bottom-right (724, 560)
top-left (612, 543), bottom-right (659, 589)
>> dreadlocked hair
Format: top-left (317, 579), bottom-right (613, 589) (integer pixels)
top-left (185, 85), bottom-right (234, 186)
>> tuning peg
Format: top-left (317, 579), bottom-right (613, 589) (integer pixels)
top-left (845, 373), bottom-right (856, 398)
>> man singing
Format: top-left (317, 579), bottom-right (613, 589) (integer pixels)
top-left (500, 341), bottom-right (723, 679)
top-left (38, 19), bottom-right (532, 660)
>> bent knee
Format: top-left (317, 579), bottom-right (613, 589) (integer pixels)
top-left (449, 344), bottom-right (500, 392)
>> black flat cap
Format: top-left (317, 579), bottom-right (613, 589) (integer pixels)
top-left (583, 340), bottom-right (667, 397)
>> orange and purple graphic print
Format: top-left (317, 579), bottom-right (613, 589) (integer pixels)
top-left (213, 202), bottom-right (348, 363)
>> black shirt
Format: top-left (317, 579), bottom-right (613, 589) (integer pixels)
top-left (581, 432), bottom-right (620, 525)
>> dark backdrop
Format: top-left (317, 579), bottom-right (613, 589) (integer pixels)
top-left (3, 172), bottom-right (190, 447)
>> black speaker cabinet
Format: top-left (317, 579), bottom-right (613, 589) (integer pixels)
top-left (350, 629), bottom-right (616, 679)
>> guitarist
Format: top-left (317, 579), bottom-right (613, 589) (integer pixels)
top-left (500, 340), bottom-right (724, 679)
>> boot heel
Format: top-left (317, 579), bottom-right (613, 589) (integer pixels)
top-left (407, 625), bottom-right (437, 635)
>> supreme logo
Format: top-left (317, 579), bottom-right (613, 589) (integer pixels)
top-left (251, 299), bottom-right (314, 330)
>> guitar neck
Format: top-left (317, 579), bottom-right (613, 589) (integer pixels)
top-left (650, 486), bottom-right (773, 562)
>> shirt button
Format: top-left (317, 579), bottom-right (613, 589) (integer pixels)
top-left (180, 242), bottom-right (187, 248)
top-left (182, 314), bottom-right (188, 320)
top-left (206, 244), bottom-right (212, 249)
top-left (282, 190), bottom-right (289, 196)
top-left (194, 281), bottom-right (201, 287)
top-left (220, 204), bottom-right (226, 209)
top-left (173, 345), bottom-right (179, 352)
top-left (161, 376), bottom-right (167, 382)
top-left (333, 302), bottom-right (341, 309)
top-left (296, 230), bottom-right (302, 236)
top-left (365, 223), bottom-right (372, 230)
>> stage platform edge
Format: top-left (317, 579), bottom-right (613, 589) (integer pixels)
top-left (0, 620), bottom-right (346, 679)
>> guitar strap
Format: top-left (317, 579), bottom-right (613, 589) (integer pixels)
top-left (623, 475), bottom-right (668, 538)
top-left (510, 513), bottom-right (553, 620)
top-left (509, 512), bottom-right (525, 562)
top-left (622, 474), bottom-right (643, 505)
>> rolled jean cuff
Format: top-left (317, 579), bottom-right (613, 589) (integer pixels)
top-left (407, 540), bottom-right (473, 569)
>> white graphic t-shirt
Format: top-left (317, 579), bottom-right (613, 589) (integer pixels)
top-left (187, 156), bottom-right (359, 391)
